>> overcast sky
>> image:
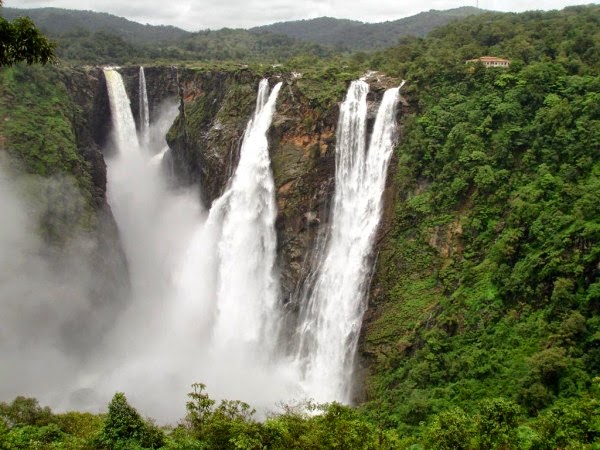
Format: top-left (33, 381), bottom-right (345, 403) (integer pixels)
top-left (5, 0), bottom-right (594, 31)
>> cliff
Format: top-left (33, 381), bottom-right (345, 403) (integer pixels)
top-left (0, 64), bottom-right (129, 350)
top-left (162, 67), bottom-right (403, 316)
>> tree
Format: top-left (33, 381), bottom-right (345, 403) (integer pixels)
top-left (0, 10), bottom-right (55, 66)
top-left (425, 407), bottom-right (473, 450)
top-left (97, 392), bottom-right (165, 449)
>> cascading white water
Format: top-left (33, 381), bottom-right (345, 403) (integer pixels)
top-left (45, 68), bottom-right (399, 418)
top-left (104, 68), bottom-right (139, 154)
top-left (97, 68), bottom-right (206, 420)
top-left (294, 80), bottom-right (401, 403)
top-left (210, 79), bottom-right (283, 351)
top-left (139, 66), bottom-right (150, 147)
top-left (96, 73), bottom-right (293, 419)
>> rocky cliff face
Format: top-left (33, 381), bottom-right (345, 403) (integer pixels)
top-left (2, 62), bottom-right (405, 374)
top-left (164, 70), bottom-right (340, 307)
top-left (161, 67), bottom-right (405, 343)
top-left (0, 64), bottom-right (131, 352)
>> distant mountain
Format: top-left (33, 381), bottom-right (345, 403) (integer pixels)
top-left (2, 6), bottom-right (488, 63)
top-left (1, 7), bottom-right (190, 45)
top-left (1, 7), bottom-right (333, 64)
top-left (251, 7), bottom-right (488, 50)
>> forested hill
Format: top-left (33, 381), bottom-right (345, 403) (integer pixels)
top-left (251, 7), bottom-right (486, 50)
top-left (360, 4), bottom-right (600, 447)
top-left (1, 7), bottom-right (189, 45)
top-left (1, 7), bottom-right (334, 63)
top-left (3, 6), bottom-right (487, 63)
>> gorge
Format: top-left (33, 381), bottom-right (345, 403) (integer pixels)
top-left (0, 60), bottom-right (405, 422)
top-left (0, 6), bottom-right (598, 448)
top-left (86, 67), bottom-right (403, 419)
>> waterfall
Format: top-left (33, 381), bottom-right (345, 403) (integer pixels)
top-left (87, 69), bottom-right (399, 415)
top-left (139, 66), bottom-right (150, 147)
top-left (104, 68), bottom-right (139, 153)
top-left (210, 79), bottom-right (283, 352)
top-left (169, 79), bottom-right (294, 411)
top-left (294, 81), bottom-right (401, 403)
top-left (101, 74), bottom-right (290, 417)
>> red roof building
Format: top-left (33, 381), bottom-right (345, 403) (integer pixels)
top-left (466, 56), bottom-right (511, 68)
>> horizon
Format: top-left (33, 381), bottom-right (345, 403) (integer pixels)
top-left (3, 1), bottom-right (595, 31)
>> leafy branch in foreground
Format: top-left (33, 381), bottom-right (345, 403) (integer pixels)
top-left (0, 16), bottom-right (55, 66)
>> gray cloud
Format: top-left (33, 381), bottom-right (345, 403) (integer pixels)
top-left (5, 0), bottom-right (591, 33)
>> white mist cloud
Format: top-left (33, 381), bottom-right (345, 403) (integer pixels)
top-left (0, 163), bottom-right (104, 405)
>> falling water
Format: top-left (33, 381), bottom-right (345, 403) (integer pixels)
top-left (98, 68), bottom-right (206, 420)
top-left (170, 79), bottom-right (296, 410)
top-left (139, 66), bottom-right (150, 147)
top-left (104, 68), bottom-right (139, 153)
top-left (294, 80), bottom-right (401, 403)
top-left (210, 79), bottom-right (283, 353)
top-left (66, 69), bottom-right (398, 417)
top-left (100, 73), bottom-right (293, 418)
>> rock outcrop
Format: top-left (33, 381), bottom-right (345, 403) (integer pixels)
top-left (162, 67), bottom-right (404, 327)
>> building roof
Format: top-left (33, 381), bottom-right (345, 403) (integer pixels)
top-left (466, 56), bottom-right (511, 63)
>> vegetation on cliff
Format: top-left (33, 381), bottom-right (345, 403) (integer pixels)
top-left (0, 64), bottom-right (97, 240)
top-left (360, 4), bottom-right (600, 447)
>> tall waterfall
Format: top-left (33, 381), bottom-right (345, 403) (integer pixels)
top-left (168, 79), bottom-right (294, 411)
top-left (210, 79), bottom-right (283, 351)
top-left (294, 80), bottom-right (401, 403)
top-left (139, 66), bottom-right (150, 146)
top-left (104, 68), bottom-right (139, 153)
top-left (98, 72), bottom-right (292, 419)
top-left (36, 68), bottom-right (399, 418)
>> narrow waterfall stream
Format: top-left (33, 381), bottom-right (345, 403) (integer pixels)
top-left (211, 80), bottom-right (283, 351)
top-left (293, 80), bottom-right (401, 403)
top-left (139, 66), bottom-right (150, 147)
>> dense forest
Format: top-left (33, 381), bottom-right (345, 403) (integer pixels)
top-left (251, 7), bottom-right (484, 51)
top-left (0, 4), bottom-right (599, 449)
top-left (2, 6), bottom-right (483, 63)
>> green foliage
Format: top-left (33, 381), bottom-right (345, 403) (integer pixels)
top-left (474, 398), bottom-right (520, 449)
top-left (0, 397), bottom-right (104, 449)
top-left (284, 58), bottom-right (362, 112)
top-left (0, 64), bottom-right (94, 241)
top-left (363, 5), bottom-right (600, 447)
top-left (424, 407), bottom-right (472, 450)
top-left (0, 16), bottom-right (55, 66)
top-left (531, 395), bottom-right (600, 449)
top-left (97, 392), bottom-right (165, 449)
top-left (0, 397), bottom-right (53, 428)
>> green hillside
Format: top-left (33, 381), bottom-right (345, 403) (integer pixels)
top-left (1, 7), bottom-right (189, 45)
top-left (362, 4), bottom-right (600, 446)
top-left (252, 7), bottom-right (486, 50)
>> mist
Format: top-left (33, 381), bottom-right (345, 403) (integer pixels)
top-left (0, 161), bottom-right (109, 408)
top-left (87, 84), bottom-right (301, 421)
top-left (0, 75), bottom-right (305, 423)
